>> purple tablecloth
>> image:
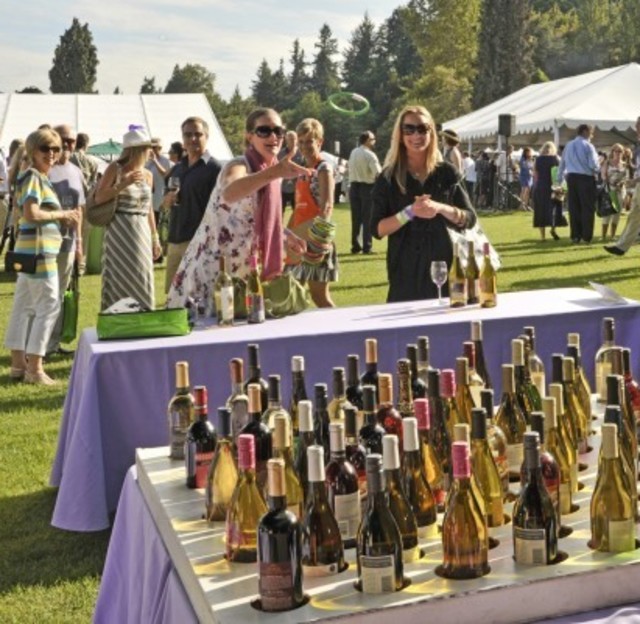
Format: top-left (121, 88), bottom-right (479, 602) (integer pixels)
top-left (51, 288), bottom-right (640, 531)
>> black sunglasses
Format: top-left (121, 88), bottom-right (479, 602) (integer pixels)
top-left (253, 125), bottom-right (286, 139)
top-left (402, 123), bottom-right (431, 136)
top-left (39, 145), bottom-right (62, 154)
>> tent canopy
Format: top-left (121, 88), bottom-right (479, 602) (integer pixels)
top-left (87, 139), bottom-right (122, 157)
top-left (0, 93), bottom-right (233, 160)
top-left (443, 63), bottom-right (640, 149)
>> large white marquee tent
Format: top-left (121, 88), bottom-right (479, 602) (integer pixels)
top-left (0, 93), bottom-right (233, 160)
top-left (443, 63), bottom-right (640, 149)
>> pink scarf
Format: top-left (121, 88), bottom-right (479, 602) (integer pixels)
top-left (244, 147), bottom-right (283, 280)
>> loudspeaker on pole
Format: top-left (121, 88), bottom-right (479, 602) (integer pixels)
top-left (498, 114), bottom-right (516, 138)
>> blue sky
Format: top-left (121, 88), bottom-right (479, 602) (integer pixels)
top-left (1, 1), bottom-right (403, 98)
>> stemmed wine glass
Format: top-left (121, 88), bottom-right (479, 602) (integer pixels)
top-left (168, 176), bottom-right (181, 205)
top-left (430, 260), bottom-right (448, 305)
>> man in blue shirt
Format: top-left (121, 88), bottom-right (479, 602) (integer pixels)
top-left (557, 124), bottom-right (599, 243)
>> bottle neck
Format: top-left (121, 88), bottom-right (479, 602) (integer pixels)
top-left (195, 409), bottom-right (208, 422)
top-left (267, 494), bottom-right (287, 512)
top-left (274, 446), bottom-right (293, 464)
top-left (365, 362), bottom-right (378, 375)
top-left (309, 480), bottom-right (329, 503)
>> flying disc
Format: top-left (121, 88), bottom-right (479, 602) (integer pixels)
top-left (328, 92), bottom-right (370, 116)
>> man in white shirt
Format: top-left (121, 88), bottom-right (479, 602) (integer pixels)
top-left (462, 151), bottom-right (477, 201)
top-left (348, 131), bottom-right (381, 254)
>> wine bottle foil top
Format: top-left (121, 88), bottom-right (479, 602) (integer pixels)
top-left (329, 422), bottom-right (346, 452)
top-left (402, 418), bottom-right (420, 452)
top-left (551, 353), bottom-right (564, 383)
top-left (382, 434), bottom-right (400, 470)
top-left (480, 388), bottom-right (494, 417)
top-left (307, 445), bottom-right (325, 482)
top-left (622, 348), bottom-right (632, 374)
top-left (267, 458), bottom-right (286, 497)
top-left (548, 383), bottom-right (564, 410)
top-left (347, 354), bottom-right (360, 380)
top-left (314, 383), bottom-right (328, 408)
top-left (606, 374), bottom-right (623, 404)
top-left (501, 364), bottom-right (515, 393)
top-left (567, 332), bottom-right (580, 348)
top-left (542, 396), bottom-right (558, 428)
top-left (414, 398), bottom-right (430, 430)
top-left (247, 344), bottom-right (260, 367)
top-left (453, 423), bottom-right (470, 444)
top-left (291, 355), bottom-right (305, 373)
top-left (511, 339), bottom-right (525, 366)
top-left (363, 384), bottom-right (377, 412)
top-left (601, 423), bottom-right (619, 459)
top-left (562, 357), bottom-right (575, 381)
top-left (611, 347), bottom-right (624, 375)
top-left (523, 432), bottom-right (541, 469)
top-left (193, 385), bottom-right (207, 409)
top-left (248, 383), bottom-right (262, 413)
top-left (523, 325), bottom-right (535, 340)
top-left (175, 361), bottom-right (190, 388)
top-left (567, 345), bottom-right (580, 366)
top-left (273, 414), bottom-right (289, 449)
top-left (455, 357), bottom-right (469, 384)
top-left (268, 375), bottom-right (281, 401)
top-left (344, 406), bottom-right (358, 437)
top-left (237, 433), bottom-right (256, 470)
top-left (470, 320), bottom-right (483, 341)
top-left (298, 400), bottom-right (313, 432)
top-left (333, 367), bottom-right (346, 395)
top-left (397, 357), bottom-right (411, 377)
top-left (603, 405), bottom-right (622, 429)
top-left (365, 338), bottom-right (378, 363)
top-left (451, 441), bottom-right (471, 479)
top-left (603, 317), bottom-right (615, 341)
top-left (378, 374), bottom-right (393, 404)
top-left (229, 358), bottom-right (244, 384)
top-left (524, 431), bottom-right (540, 450)
top-left (462, 341), bottom-right (476, 368)
top-left (529, 412), bottom-right (546, 443)
top-left (365, 454), bottom-right (385, 493)
top-left (406, 345), bottom-right (418, 367)
top-left (440, 369), bottom-right (456, 398)
top-left (217, 407), bottom-right (232, 437)
top-left (427, 369), bottom-right (440, 397)
top-left (417, 336), bottom-right (429, 362)
top-left (471, 407), bottom-right (487, 439)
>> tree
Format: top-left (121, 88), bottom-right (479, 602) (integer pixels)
top-left (49, 18), bottom-right (99, 93)
top-left (310, 24), bottom-right (341, 99)
top-left (342, 14), bottom-right (378, 103)
top-left (287, 39), bottom-right (309, 108)
top-left (17, 86), bottom-right (44, 94)
top-left (251, 59), bottom-right (276, 106)
top-left (164, 63), bottom-right (216, 97)
top-left (113, 86), bottom-right (121, 94)
top-left (140, 76), bottom-right (161, 94)
top-left (216, 87), bottom-right (255, 155)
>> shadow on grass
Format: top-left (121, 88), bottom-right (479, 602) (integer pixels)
top-left (0, 488), bottom-right (110, 594)
top-left (511, 265), bottom-right (640, 292)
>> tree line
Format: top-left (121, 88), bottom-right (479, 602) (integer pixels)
top-left (18, 1), bottom-right (640, 157)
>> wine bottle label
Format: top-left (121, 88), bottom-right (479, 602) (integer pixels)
top-left (450, 281), bottom-right (467, 304)
top-left (170, 429), bottom-right (187, 460)
top-left (596, 361), bottom-right (613, 401)
top-left (608, 518), bottom-right (635, 552)
top-left (418, 522), bottom-right (439, 539)
top-left (334, 491), bottom-right (361, 541)
top-left (360, 554), bottom-right (396, 593)
top-left (219, 285), bottom-right (234, 323)
top-left (194, 451), bottom-right (214, 489)
top-left (403, 545), bottom-right (420, 563)
top-left (570, 463), bottom-right (579, 493)
top-left (230, 402), bottom-right (249, 438)
top-left (302, 561), bottom-right (341, 577)
top-left (559, 482), bottom-right (572, 515)
top-left (506, 443), bottom-right (524, 473)
top-left (259, 561), bottom-right (295, 611)
top-left (514, 527), bottom-right (548, 565)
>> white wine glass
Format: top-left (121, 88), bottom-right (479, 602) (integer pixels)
top-left (430, 260), bottom-right (448, 305)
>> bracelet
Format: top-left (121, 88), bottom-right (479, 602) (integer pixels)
top-left (152, 233), bottom-right (160, 243)
top-left (395, 204), bottom-right (415, 226)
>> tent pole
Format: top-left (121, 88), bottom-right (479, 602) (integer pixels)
top-left (554, 122), bottom-right (560, 148)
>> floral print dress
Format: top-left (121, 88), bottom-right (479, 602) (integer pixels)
top-left (167, 157), bottom-right (257, 309)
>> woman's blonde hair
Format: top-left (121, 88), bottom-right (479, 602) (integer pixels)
top-left (540, 141), bottom-right (557, 156)
top-left (296, 118), bottom-right (324, 141)
top-left (609, 143), bottom-right (625, 159)
top-left (24, 127), bottom-right (61, 166)
top-left (8, 144), bottom-right (28, 189)
top-left (117, 145), bottom-right (150, 169)
top-left (383, 105), bottom-right (441, 194)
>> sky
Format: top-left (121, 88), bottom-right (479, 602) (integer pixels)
top-left (0, 0), bottom-right (404, 99)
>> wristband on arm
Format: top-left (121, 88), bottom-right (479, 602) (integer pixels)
top-left (395, 204), bottom-right (415, 227)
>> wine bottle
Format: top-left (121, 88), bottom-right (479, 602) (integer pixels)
top-left (455, 356), bottom-right (475, 424)
top-left (512, 338), bottom-right (541, 423)
top-left (550, 354), bottom-right (578, 448)
top-left (168, 361), bottom-right (195, 461)
top-left (441, 441), bottom-right (490, 579)
top-left (463, 341), bottom-right (485, 407)
top-left (494, 364), bottom-right (527, 478)
top-left (272, 414), bottom-right (304, 518)
top-left (328, 367), bottom-right (353, 424)
top-left (524, 326), bottom-right (546, 398)
top-left (548, 383), bottom-right (578, 495)
top-left (359, 385), bottom-right (385, 455)
top-left (226, 433), bottom-right (267, 563)
top-left (205, 407), bottom-right (238, 520)
top-left (566, 340), bottom-right (592, 426)
top-left (605, 375), bottom-right (637, 490)
top-left (595, 317), bottom-right (616, 402)
top-left (244, 344), bottom-right (269, 411)
top-left (185, 386), bottom-right (217, 489)
top-left (590, 423), bottom-right (636, 553)
top-left (376, 373), bottom-right (403, 437)
top-left (344, 406), bottom-right (367, 501)
top-left (314, 383), bottom-right (331, 464)
top-left (326, 422), bottom-right (361, 549)
top-left (471, 320), bottom-right (492, 388)
top-left (470, 408), bottom-right (505, 527)
top-left (452, 423), bottom-right (486, 519)
top-left (246, 253), bottom-right (265, 324)
top-left (542, 396), bottom-right (573, 517)
top-left (480, 389), bottom-right (510, 501)
top-left (289, 356), bottom-right (308, 452)
top-left (417, 336), bottom-right (435, 385)
top-left (478, 242), bottom-right (497, 308)
top-left (512, 432), bottom-right (558, 565)
top-left (414, 397), bottom-right (446, 506)
top-left (360, 338), bottom-right (379, 404)
top-left (257, 458), bottom-right (304, 612)
top-left (293, 400), bottom-right (315, 501)
top-left (214, 254), bottom-right (234, 326)
top-left (528, 412), bottom-right (561, 534)
top-left (382, 434), bottom-right (420, 563)
top-left (610, 354), bottom-right (639, 471)
top-left (227, 358), bottom-right (250, 438)
top-left (427, 369), bottom-right (452, 493)
top-left (302, 445), bottom-right (346, 575)
top-left (562, 357), bottom-right (589, 455)
top-left (401, 417), bottom-right (438, 538)
top-left (346, 354), bottom-right (364, 417)
top-left (356, 454), bottom-right (404, 593)
top-left (441, 368), bottom-right (465, 434)
top-left (406, 345), bottom-right (427, 399)
top-left (622, 347), bottom-right (640, 425)
top-left (465, 240), bottom-right (480, 305)
top-left (449, 242), bottom-right (467, 308)
top-left (520, 333), bottom-right (544, 407)
top-left (240, 383), bottom-right (272, 495)
top-left (262, 375), bottom-right (292, 446)
top-left (396, 358), bottom-right (414, 426)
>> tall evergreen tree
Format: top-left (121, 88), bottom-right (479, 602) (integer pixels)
top-left (342, 14), bottom-right (377, 102)
top-left (49, 18), bottom-right (99, 93)
top-left (311, 24), bottom-right (341, 99)
top-left (251, 59), bottom-right (276, 106)
top-left (140, 76), bottom-right (161, 94)
top-left (288, 39), bottom-right (309, 107)
top-left (164, 63), bottom-right (216, 97)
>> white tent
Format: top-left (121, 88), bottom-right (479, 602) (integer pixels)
top-left (0, 93), bottom-right (233, 160)
top-left (443, 63), bottom-right (640, 149)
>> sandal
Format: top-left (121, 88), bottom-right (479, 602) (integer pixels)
top-left (24, 370), bottom-right (57, 386)
top-left (10, 367), bottom-right (26, 381)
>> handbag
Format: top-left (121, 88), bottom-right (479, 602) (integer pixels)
top-left (86, 166), bottom-right (120, 227)
top-left (4, 226), bottom-right (44, 274)
top-left (447, 220), bottom-right (501, 270)
top-left (596, 182), bottom-right (616, 218)
top-left (60, 262), bottom-right (80, 344)
top-left (97, 307), bottom-right (191, 340)
top-left (262, 273), bottom-right (310, 319)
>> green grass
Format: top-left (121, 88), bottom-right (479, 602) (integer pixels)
top-left (1, 204), bottom-right (639, 621)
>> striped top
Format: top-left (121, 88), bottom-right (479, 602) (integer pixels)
top-left (15, 168), bottom-right (62, 278)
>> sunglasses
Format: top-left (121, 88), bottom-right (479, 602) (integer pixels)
top-left (39, 145), bottom-right (62, 154)
top-left (402, 123), bottom-right (431, 136)
top-left (253, 125), bottom-right (286, 139)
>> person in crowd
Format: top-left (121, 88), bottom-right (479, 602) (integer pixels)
top-left (371, 105), bottom-right (476, 303)
top-left (557, 124), bottom-right (599, 244)
top-left (519, 147), bottom-right (534, 210)
top-left (4, 127), bottom-right (80, 385)
top-left (622, 146), bottom-right (634, 211)
top-left (168, 141), bottom-right (185, 165)
top-left (69, 132), bottom-right (99, 192)
top-left (278, 131), bottom-right (304, 215)
top-left (167, 107), bottom-right (309, 309)
top-left (497, 144), bottom-right (518, 186)
top-left (475, 150), bottom-right (491, 209)
top-left (284, 118), bottom-right (338, 308)
top-left (441, 129), bottom-right (463, 173)
top-left (462, 151), bottom-right (476, 202)
top-left (145, 138), bottom-right (171, 253)
top-left (599, 145), bottom-right (627, 241)
top-left (47, 124), bottom-right (85, 355)
top-left (163, 116), bottom-right (222, 292)
top-left (532, 141), bottom-right (561, 241)
top-left (93, 126), bottom-right (161, 311)
top-left (348, 130), bottom-right (381, 254)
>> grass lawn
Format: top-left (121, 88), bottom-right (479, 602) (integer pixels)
top-left (0, 204), bottom-right (639, 621)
